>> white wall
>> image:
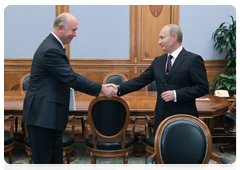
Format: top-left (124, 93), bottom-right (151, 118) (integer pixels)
top-left (69, 5), bottom-right (130, 59)
top-left (4, 5), bottom-right (55, 59)
top-left (179, 5), bottom-right (236, 60)
top-left (4, 5), bottom-right (236, 60)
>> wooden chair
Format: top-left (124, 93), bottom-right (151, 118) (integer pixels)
top-left (146, 114), bottom-right (231, 164)
top-left (220, 94), bottom-right (236, 152)
top-left (23, 115), bottom-right (76, 164)
top-left (4, 115), bottom-right (16, 164)
top-left (103, 72), bottom-right (128, 85)
top-left (20, 72), bottom-right (30, 96)
top-left (83, 96), bottom-right (136, 164)
top-left (146, 81), bottom-right (157, 91)
top-left (144, 113), bottom-right (155, 160)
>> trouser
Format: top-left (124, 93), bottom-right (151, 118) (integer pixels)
top-left (27, 125), bottom-right (63, 164)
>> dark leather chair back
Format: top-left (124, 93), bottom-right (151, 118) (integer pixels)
top-left (105, 75), bottom-right (126, 85)
top-left (147, 81), bottom-right (157, 91)
top-left (20, 73), bottom-right (30, 96)
top-left (92, 100), bottom-right (126, 136)
top-left (154, 114), bottom-right (212, 164)
top-left (22, 75), bottom-right (30, 91)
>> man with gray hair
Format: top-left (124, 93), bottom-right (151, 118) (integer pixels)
top-left (108, 24), bottom-right (209, 132)
top-left (22, 13), bottom-right (115, 164)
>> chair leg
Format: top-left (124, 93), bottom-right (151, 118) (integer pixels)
top-left (8, 151), bottom-right (12, 164)
top-left (220, 141), bottom-right (236, 153)
top-left (28, 151), bottom-right (33, 164)
top-left (91, 156), bottom-right (96, 164)
top-left (145, 152), bottom-right (150, 161)
top-left (67, 153), bottom-right (70, 164)
top-left (63, 151), bottom-right (66, 164)
top-left (123, 156), bottom-right (128, 164)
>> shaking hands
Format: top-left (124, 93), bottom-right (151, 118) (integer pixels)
top-left (101, 84), bottom-right (118, 98)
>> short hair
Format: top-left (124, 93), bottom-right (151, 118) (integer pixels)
top-left (167, 24), bottom-right (183, 43)
top-left (53, 14), bottom-right (69, 29)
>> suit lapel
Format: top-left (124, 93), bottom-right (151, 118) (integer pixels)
top-left (48, 33), bottom-right (69, 63)
top-left (160, 54), bottom-right (168, 79)
top-left (166, 48), bottom-right (187, 80)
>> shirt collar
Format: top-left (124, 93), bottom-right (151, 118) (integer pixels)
top-left (168, 46), bottom-right (183, 59)
top-left (51, 32), bottom-right (65, 49)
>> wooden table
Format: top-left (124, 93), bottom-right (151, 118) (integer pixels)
top-left (4, 91), bottom-right (230, 134)
top-left (115, 168), bottom-right (237, 170)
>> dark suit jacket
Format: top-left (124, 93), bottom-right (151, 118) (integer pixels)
top-left (118, 48), bottom-right (209, 132)
top-left (22, 33), bottom-right (102, 131)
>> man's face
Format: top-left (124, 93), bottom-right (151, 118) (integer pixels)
top-left (61, 19), bottom-right (78, 45)
top-left (158, 26), bottom-right (175, 53)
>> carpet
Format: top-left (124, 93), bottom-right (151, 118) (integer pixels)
top-left (4, 119), bottom-right (238, 170)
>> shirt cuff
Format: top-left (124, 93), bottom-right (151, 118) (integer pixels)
top-left (174, 90), bottom-right (177, 102)
top-left (117, 85), bottom-right (121, 96)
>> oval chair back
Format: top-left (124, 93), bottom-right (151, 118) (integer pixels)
top-left (155, 114), bottom-right (212, 164)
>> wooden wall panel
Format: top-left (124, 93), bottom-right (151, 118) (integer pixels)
top-left (4, 59), bottom-right (226, 91)
top-left (141, 5), bottom-right (170, 61)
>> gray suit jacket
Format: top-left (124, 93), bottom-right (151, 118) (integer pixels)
top-left (118, 48), bottom-right (209, 132)
top-left (22, 33), bottom-right (102, 130)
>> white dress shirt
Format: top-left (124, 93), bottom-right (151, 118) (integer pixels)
top-left (51, 32), bottom-right (65, 49)
top-left (166, 46), bottom-right (183, 102)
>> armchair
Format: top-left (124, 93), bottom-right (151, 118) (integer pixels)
top-left (146, 114), bottom-right (231, 164)
top-left (83, 96), bottom-right (136, 164)
top-left (4, 115), bottom-right (16, 164)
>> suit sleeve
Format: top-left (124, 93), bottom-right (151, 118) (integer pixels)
top-left (43, 48), bottom-right (102, 97)
top-left (119, 59), bottom-right (156, 96)
top-left (176, 55), bottom-right (209, 102)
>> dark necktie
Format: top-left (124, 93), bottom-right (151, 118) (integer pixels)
top-left (166, 55), bottom-right (173, 76)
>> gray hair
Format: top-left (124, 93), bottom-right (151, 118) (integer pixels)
top-left (168, 24), bottom-right (183, 43)
top-left (53, 14), bottom-right (69, 29)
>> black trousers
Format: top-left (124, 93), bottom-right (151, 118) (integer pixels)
top-left (27, 125), bottom-right (63, 164)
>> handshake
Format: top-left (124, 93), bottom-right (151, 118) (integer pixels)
top-left (101, 84), bottom-right (118, 98)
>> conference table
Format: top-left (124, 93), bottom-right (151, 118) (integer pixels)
top-left (4, 90), bottom-right (230, 135)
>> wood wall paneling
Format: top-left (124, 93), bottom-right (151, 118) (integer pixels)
top-left (4, 59), bottom-right (226, 91)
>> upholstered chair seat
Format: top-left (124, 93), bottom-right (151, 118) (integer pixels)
top-left (4, 131), bottom-right (13, 147)
top-left (145, 133), bottom-right (155, 149)
top-left (85, 133), bottom-right (134, 150)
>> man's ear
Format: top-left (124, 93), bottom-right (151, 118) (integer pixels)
top-left (173, 33), bottom-right (178, 42)
top-left (58, 24), bottom-right (65, 31)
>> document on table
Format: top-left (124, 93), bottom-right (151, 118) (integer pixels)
top-left (196, 98), bottom-right (210, 101)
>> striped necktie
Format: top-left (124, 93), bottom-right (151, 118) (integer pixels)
top-left (166, 55), bottom-right (173, 76)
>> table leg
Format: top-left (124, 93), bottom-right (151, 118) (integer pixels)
top-left (204, 118), bottom-right (215, 135)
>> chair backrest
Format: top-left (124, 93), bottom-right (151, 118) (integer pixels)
top-left (147, 81), bottom-right (157, 91)
top-left (154, 114), bottom-right (212, 164)
top-left (87, 96), bottom-right (130, 142)
top-left (20, 73), bottom-right (30, 96)
top-left (4, 115), bottom-right (16, 137)
top-left (103, 73), bottom-right (127, 85)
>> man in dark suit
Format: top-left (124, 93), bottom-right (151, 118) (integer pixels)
top-left (108, 24), bottom-right (209, 132)
top-left (22, 13), bottom-right (115, 164)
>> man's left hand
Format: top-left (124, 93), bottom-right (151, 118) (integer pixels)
top-left (161, 90), bottom-right (175, 102)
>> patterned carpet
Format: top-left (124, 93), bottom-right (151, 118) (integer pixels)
top-left (4, 118), bottom-right (236, 164)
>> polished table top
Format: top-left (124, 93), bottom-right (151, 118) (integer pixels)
top-left (4, 90), bottom-right (230, 118)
